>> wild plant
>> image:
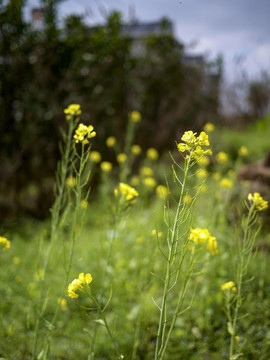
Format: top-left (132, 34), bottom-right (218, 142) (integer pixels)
top-left (222, 192), bottom-right (268, 360)
top-left (154, 131), bottom-right (218, 359)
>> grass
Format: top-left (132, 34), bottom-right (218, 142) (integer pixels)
top-left (1, 114), bottom-right (270, 360)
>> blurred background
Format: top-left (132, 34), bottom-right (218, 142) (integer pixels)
top-left (1, 0), bottom-right (270, 221)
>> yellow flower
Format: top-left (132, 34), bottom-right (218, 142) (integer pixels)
top-left (89, 151), bottom-right (101, 163)
top-left (117, 153), bottom-right (127, 163)
top-left (197, 156), bottom-right (210, 166)
top-left (152, 229), bottom-right (163, 238)
top-left (80, 199), bottom-right (88, 209)
top-left (216, 151), bottom-right (228, 164)
top-left (177, 131), bottom-right (212, 161)
top-left (74, 123), bottom-right (96, 144)
top-left (189, 228), bottom-right (211, 244)
top-left (146, 148), bottom-right (159, 161)
top-left (219, 178), bottom-right (233, 188)
top-left (140, 166), bottom-right (153, 176)
top-left (100, 161), bottom-right (112, 172)
top-left (183, 194), bottom-right (192, 204)
top-left (131, 176), bottom-right (140, 186)
top-left (68, 272), bottom-right (93, 299)
top-left (131, 145), bottom-right (142, 155)
top-left (12, 257), bottom-right (20, 265)
top-left (58, 298), bottom-right (68, 311)
top-left (206, 236), bottom-right (218, 255)
top-left (106, 136), bottom-right (116, 147)
top-left (203, 122), bottom-right (215, 132)
top-left (64, 104), bottom-right (81, 118)
top-left (238, 146), bottom-right (248, 157)
top-left (221, 281), bottom-right (237, 292)
top-left (66, 176), bottom-right (77, 188)
top-left (0, 236), bottom-right (10, 251)
top-left (119, 182), bottom-right (139, 201)
top-left (156, 185), bottom-right (169, 199)
top-left (248, 193), bottom-right (268, 211)
top-left (143, 177), bottom-right (157, 188)
top-left (196, 168), bottom-right (208, 179)
top-left (182, 130), bottom-right (197, 144)
top-left (129, 111), bottom-right (141, 123)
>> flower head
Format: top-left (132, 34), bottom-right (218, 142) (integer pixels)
top-left (143, 177), bottom-right (157, 188)
top-left (131, 145), bottom-right (142, 155)
top-left (140, 166), bottom-right (153, 177)
top-left (89, 151), bottom-right (101, 163)
top-left (216, 151), bottom-right (228, 164)
top-left (74, 123), bottom-right (96, 144)
top-left (219, 178), bottom-right (233, 189)
top-left (106, 136), bottom-right (116, 147)
top-left (0, 236), bottom-right (10, 251)
top-left (203, 122), bottom-right (215, 132)
top-left (64, 104), bottom-right (82, 120)
top-left (221, 281), bottom-right (237, 292)
top-left (117, 153), bottom-right (127, 163)
top-left (177, 130), bottom-right (212, 161)
top-left (68, 272), bottom-right (93, 299)
top-left (66, 176), bottom-right (77, 188)
top-left (238, 146), bottom-right (248, 157)
top-left (100, 161), bottom-right (112, 172)
top-left (189, 228), bottom-right (218, 255)
top-left (147, 148), bottom-right (159, 161)
top-left (248, 192), bottom-right (268, 211)
top-left (156, 185), bottom-right (169, 199)
top-left (129, 111), bottom-right (141, 123)
top-left (118, 182), bottom-right (139, 202)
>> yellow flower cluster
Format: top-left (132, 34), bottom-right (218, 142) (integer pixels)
top-left (219, 178), bottom-right (233, 189)
top-left (177, 131), bottom-right (212, 161)
top-left (117, 182), bottom-right (139, 202)
top-left (147, 148), bottom-right (159, 160)
top-left (100, 161), bottom-right (112, 172)
top-left (221, 281), bottom-right (237, 292)
top-left (248, 192), bottom-right (268, 211)
top-left (238, 146), bottom-right (248, 157)
top-left (117, 153), bottom-right (127, 163)
top-left (156, 185), bottom-right (169, 199)
top-left (89, 151), bottom-right (101, 163)
top-left (68, 272), bottom-right (93, 299)
top-left (64, 104), bottom-right (82, 118)
top-left (0, 236), bottom-right (10, 251)
top-left (189, 228), bottom-right (218, 255)
top-left (203, 122), bottom-right (215, 132)
top-left (74, 124), bottom-right (96, 144)
top-left (143, 177), bottom-right (157, 188)
top-left (216, 151), bottom-right (228, 164)
top-left (106, 136), bottom-right (116, 147)
top-left (129, 110), bottom-right (141, 123)
top-left (131, 145), bottom-right (142, 155)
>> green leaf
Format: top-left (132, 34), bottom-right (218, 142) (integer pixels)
top-left (227, 322), bottom-right (234, 335)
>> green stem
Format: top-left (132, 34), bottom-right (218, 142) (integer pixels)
top-left (155, 160), bottom-right (190, 360)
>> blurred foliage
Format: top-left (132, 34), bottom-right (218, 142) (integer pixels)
top-left (0, 0), bottom-right (222, 219)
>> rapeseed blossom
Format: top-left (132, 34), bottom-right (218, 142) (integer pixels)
top-left (106, 136), bottom-right (116, 147)
top-left (147, 148), bottom-right (159, 160)
top-left (248, 193), bottom-right (268, 211)
top-left (219, 178), bottom-right (233, 189)
top-left (68, 272), bottom-right (93, 299)
top-left (143, 177), bottom-right (157, 188)
top-left (238, 146), bottom-right (248, 157)
top-left (221, 281), bottom-right (237, 292)
top-left (203, 122), bottom-right (215, 132)
top-left (117, 153), bottom-right (127, 163)
top-left (152, 229), bottom-right (163, 238)
top-left (189, 228), bottom-right (218, 255)
top-left (100, 161), bottom-right (112, 172)
top-left (156, 185), bottom-right (169, 199)
top-left (118, 182), bottom-right (139, 202)
top-left (64, 104), bottom-right (82, 119)
top-left (131, 145), bottom-right (142, 155)
top-left (74, 124), bottom-right (96, 144)
top-left (197, 156), bottom-right (210, 166)
top-left (177, 131), bottom-right (212, 161)
top-left (140, 167), bottom-right (153, 176)
top-left (89, 151), bottom-right (101, 163)
top-left (66, 176), bottom-right (77, 188)
top-left (129, 111), bottom-right (141, 123)
top-left (0, 236), bottom-right (10, 251)
top-left (216, 151), bottom-right (228, 164)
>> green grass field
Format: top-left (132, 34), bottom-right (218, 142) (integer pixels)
top-left (1, 112), bottom-right (270, 360)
